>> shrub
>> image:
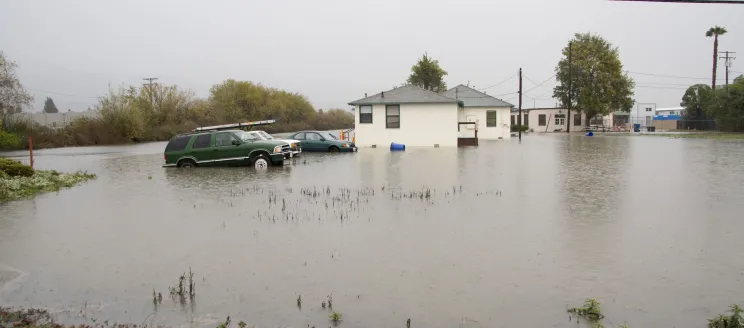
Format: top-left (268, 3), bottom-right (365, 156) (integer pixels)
top-left (511, 124), bottom-right (529, 132)
top-left (0, 158), bottom-right (34, 177)
top-left (0, 130), bottom-right (20, 149)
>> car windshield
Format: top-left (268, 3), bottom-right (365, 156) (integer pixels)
top-left (319, 132), bottom-right (338, 140)
top-left (259, 131), bottom-right (274, 140)
top-left (233, 131), bottom-right (258, 142)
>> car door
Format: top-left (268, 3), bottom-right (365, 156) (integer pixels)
top-left (293, 132), bottom-right (307, 150)
top-left (304, 132), bottom-right (324, 151)
top-left (214, 132), bottom-right (245, 165)
top-left (189, 133), bottom-right (214, 164)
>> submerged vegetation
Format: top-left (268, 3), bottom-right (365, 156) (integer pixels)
top-left (0, 158), bottom-right (96, 202)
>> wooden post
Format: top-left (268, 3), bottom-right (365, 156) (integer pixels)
top-left (28, 136), bottom-right (34, 168)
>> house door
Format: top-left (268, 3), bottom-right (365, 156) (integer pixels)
top-left (555, 117), bottom-right (565, 127)
top-left (645, 116), bottom-right (651, 127)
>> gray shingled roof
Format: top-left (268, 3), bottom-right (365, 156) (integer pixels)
top-left (440, 85), bottom-right (514, 108)
top-left (348, 85), bottom-right (459, 105)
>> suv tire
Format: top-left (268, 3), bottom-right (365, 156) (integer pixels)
top-left (178, 159), bottom-right (197, 168)
top-left (252, 154), bottom-right (270, 169)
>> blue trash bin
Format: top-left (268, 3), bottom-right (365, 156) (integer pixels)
top-left (390, 142), bottom-right (406, 151)
top-left (585, 131), bottom-right (594, 137)
top-left (633, 124), bottom-right (641, 132)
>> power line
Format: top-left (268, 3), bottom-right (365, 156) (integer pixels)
top-left (523, 75), bottom-right (556, 94)
top-left (626, 71), bottom-right (715, 80)
top-left (478, 75), bottom-right (515, 91)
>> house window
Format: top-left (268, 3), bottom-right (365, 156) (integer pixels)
top-left (511, 115), bottom-right (515, 125)
top-left (486, 110), bottom-right (497, 127)
top-left (359, 105), bottom-right (373, 123)
top-left (386, 105), bottom-right (400, 128)
top-left (555, 114), bottom-right (566, 126)
top-left (573, 112), bottom-right (581, 126)
top-left (646, 107), bottom-right (652, 112)
top-left (523, 114), bottom-right (529, 126)
top-left (538, 114), bottom-right (546, 126)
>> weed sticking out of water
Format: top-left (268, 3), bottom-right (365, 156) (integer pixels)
top-left (168, 268), bottom-right (196, 305)
top-left (329, 312), bottom-right (342, 325)
top-left (568, 298), bottom-right (605, 327)
top-left (327, 294), bottom-right (333, 309)
top-left (407, 318), bottom-right (411, 328)
top-left (297, 294), bottom-right (302, 309)
top-left (709, 304), bottom-right (744, 328)
top-left (322, 301), bottom-right (326, 309)
top-left (216, 316), bottom-right (231, 328)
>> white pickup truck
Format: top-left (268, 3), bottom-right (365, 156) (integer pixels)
top-left (247, 130), bottom-right (302, 157)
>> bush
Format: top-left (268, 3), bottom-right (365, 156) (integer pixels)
top-left (0, 158), bottom-right (34, 177)
top-left (0, 130), bottom-right (20, 150)
top-left (511, 124), bottom-right (529, 132)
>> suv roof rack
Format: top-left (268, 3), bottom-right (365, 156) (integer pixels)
top-left (193, 120), bottom-right (277, 132)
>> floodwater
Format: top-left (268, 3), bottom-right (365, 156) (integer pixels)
top-left (2, 135), bottom-right (744, 328)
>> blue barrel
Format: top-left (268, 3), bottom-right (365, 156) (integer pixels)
top-left (633, 124), bottom-right (641, 132)
top-left (390, 142), bottom-right (406, 151)
top-left (585, 131), bottom-right (594, 137)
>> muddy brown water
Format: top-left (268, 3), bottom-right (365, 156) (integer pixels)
top-left (1, 134), bottom-right (744, 328)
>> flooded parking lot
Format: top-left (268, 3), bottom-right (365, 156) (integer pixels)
top-left (2, 134), bottom-right (744, 327)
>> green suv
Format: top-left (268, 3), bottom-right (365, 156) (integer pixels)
top-left (163, 129), bottom-right (292, 169)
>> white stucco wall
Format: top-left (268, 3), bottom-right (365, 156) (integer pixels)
top-left (354, 103), bottom-right (458, 147)
top-left (522, 109), bottom-right (587, 132)
top-left (458, 107), bottom-right (511, 140)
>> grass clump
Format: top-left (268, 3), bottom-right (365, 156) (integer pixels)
top-left (0, 160), bottom-right (96, 202)
top-left (568, 298), bottom-right (606, 328)
top-left (709, 304), bottom-right (744, 328)
top-left (329, 312), bottom-right (342, 325)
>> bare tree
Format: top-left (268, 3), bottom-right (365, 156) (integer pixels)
top-left (0, 51), bottom-right (34, 118)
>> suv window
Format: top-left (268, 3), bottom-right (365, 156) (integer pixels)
top-left (192, 134), bottom-right (212, 149)
top-left (215, 132), bottom-right (238, 147)
top-left (165, 136), bottom-right (191, 152)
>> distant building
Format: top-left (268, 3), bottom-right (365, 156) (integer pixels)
top-left (441, 85), bottom-right (513, 140)
top-left (652, 107), bottom-right (686, 131)
top-left (8, 110), bottom-right (99, 129)
top-left (632, 103), bottom-right (657, 128)
top-left (511, 108), bottom-right (630, 132)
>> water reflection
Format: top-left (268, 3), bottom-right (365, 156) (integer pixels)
top-left (1, 136), bottom-right (744, 328)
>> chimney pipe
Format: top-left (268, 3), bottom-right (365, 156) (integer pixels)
top-left (381, 91), bottom-right (385, 98)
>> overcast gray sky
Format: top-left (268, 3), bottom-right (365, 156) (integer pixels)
top-left (1, 0), bottom-right (742, 112)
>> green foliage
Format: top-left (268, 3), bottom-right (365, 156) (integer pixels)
top-left (0, 51), bottom-right (33, 117)
top-left (0, 169), bottom-right (95, 202)
top-left (43, 97), bottom-right (59, 113)
top-left (681, 84), bottom-right (714, 120)
top-left (407, 52), bottom-right (448, 92)
top-left (709, 304), bottom-right (744, 328)
top-left (568, 298), bottom-right (605, 328)
top-left (0, 157), bottom-right (34, 177)
top-left (553, 33), bottom-right (635, 121)
top-left (0, 129), bottom-right (20, 149)
top-left (707, 75), bottom-right (744, 132)
top-left (511, 124), bottom-right (528, 132)
top-left (329, 312), bottom-right (343, 324)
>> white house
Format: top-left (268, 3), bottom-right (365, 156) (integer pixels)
top-left (440, 85), bottom-right (513, 140)
top-left (349, 85), bottom-right (461, 147)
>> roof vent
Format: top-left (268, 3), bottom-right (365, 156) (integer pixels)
top-left (365, 93), bottom-right (367, 97)
top-left (381, 91), bottom-right (385, 98)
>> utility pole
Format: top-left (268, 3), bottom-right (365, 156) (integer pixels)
top-left (567, 41), bottom-right (572, 133)
top-left (143, 77), bottom-right (158, 105)
top-left (518, 68), bottom-right (523, 142)
top-left (719, 51), bottom-right (736, 87)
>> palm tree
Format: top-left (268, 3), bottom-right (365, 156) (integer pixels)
top-left (706, 26), bottom-right (727, 90)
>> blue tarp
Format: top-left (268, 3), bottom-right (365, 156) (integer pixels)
top-left (653, 115), bottom-right (681, 121)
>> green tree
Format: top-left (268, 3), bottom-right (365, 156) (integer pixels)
top-left (43, 97), bottom-right (59, 113)
top-left (553, 33), bottom-right (635, 125)
top-left (707, 74), bottom-right (744, 132)
top-left (706, 26), bottom-right (727, 90)
top-left (680, 84), bottom-right (713, 130)
top-left (0, 51), bottom-right (33, 120)
top-left (407, 52), bottom-right (448, 92)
